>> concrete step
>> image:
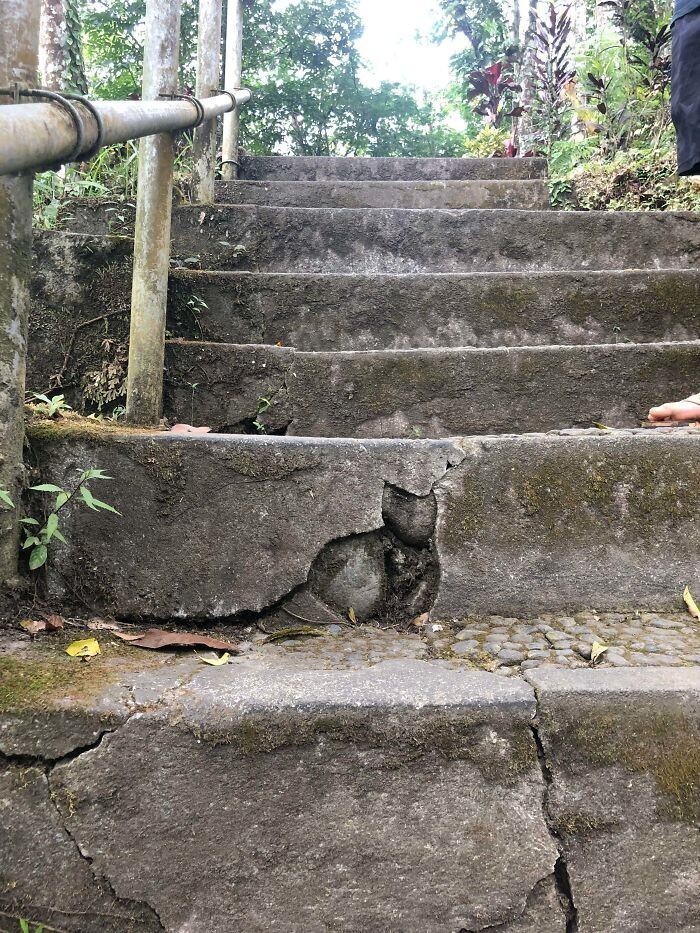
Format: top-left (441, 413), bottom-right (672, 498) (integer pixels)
top-left (4, 635), bottom-right (696, 932)
top-left (167, 206), bottom-right (700, 273)
top-left (164, 340), bottom-right (700, 438)
top-left (214, 179), bottom-right (551, 210)
top-left (168, 268), bottom-right (700, 350)
top-left (29, 423), bottom-right (700, 618)
top-left (59, 205), bottom-right (700, 273)
top-left (238, 154), bottom-right (548, 181)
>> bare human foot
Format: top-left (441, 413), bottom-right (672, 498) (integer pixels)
top-left (648, 393), bottom-right (700, 422)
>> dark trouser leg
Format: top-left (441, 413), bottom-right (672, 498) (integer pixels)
top-left (672, 10), bottom-right (700, 176)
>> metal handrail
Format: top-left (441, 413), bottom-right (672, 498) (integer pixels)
top-left (0, 89), bottom-right (251, 175)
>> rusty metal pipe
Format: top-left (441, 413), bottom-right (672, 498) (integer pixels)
top-left (0, 0), bottom-right (40, 585)
top-left (125, 0), bottom-right (183, 426)
top-left (192, 0), bottom-right (224, 203)
top-left (221, 0), bottom-right (244, 181)
top-left (0, 91), bottom-right (250, 176)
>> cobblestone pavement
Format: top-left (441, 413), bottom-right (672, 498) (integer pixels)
top-left (234, 609), bottom-right (700, 676)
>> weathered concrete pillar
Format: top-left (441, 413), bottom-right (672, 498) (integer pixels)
top-left (192, 0), bottom-right (223, 204)
top-left (125, 0), bottom-right (182, 425)
top-left (0, 0), bottom-right (40, 587)
top-left (221, 0), bottom-right (243, 181)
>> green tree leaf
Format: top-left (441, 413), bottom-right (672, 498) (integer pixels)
top-left (29, 544), bottom-right (48, 570)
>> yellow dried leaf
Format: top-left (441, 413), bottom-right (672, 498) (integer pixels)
top-left (198, 652), bottom-right (231, 666)
top-left (590, 641), bottom-right (609, 664)
top-left (348, 607), bottom-right (357, 624)
top-left (65, 637), bottom-right (101, 658)
top-left (683, 586), bottom-right (700, 621)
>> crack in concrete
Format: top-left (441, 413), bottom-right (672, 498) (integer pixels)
top-left (530, 716), bottom-right (580, 933)
top-left (44, 728), bottom-right (168, 932)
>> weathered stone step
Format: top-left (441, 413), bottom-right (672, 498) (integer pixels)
top-left (59, 205), bottom-right (700, 273)
top-left (164, 340), bottom-right (700, 438)
top-left (167, 206), bottom-right (700, 273)
top-left (239, 153), bottom-right (548, 181)
top-left (30, 424), bottom-right (700, 618)
top-left (167, 268), bottom-right (700, 350)
top-left (5, 633), bottom-right (696, 932)
top-left (214, 178), bottom-right (551, 210)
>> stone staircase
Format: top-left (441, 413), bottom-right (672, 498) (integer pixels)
top-left (6, 154), bottom-right (699, 932)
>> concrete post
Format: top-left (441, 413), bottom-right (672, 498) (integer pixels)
top-left (221, 0), bottom-right (243, 181)
top-left (125, 0), bottom-right (182, 425)
top-left (192, 0), bottom-right (223, 203)
top-left (0, 0), bottom-right (40, 587)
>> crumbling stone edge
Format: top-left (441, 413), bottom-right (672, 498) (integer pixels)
top-left (1, 673), bottom-right (589, 933)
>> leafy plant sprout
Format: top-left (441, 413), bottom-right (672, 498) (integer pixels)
top-left (26, 393), bottom-right (72, 418)
top-left (0, 469), bottom-right (120, 572)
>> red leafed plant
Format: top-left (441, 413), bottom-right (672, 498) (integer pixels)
top-left (467, 61), bottom-right (525, 129)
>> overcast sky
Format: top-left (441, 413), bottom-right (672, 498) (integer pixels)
top-left (355, 0), bottom-right (462, 92)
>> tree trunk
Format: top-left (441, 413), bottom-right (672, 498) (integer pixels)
top-left (39, 0), bottom-right (88, 93)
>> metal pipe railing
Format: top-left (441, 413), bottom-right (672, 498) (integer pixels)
top-left (0, 90), bottom-right (251, 177)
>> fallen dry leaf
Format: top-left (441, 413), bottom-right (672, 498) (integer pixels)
top-left (683, 586), bottom-right (700, 621)
top-left (87, 618), bottom-right (122, 632)
top-left (169, 423), bottom-right (212, 434)
top-left (411, 612), bottom-right (430, 629)
top-left (113, 628), bottom-right (239, 652)
top-left (590, 641), bottom-right (609, 664)
top-left (198, 652), bottom-right (232, 666)
top-left (20, 619), bottom-right (48, 635)
top-left (66, 637), bottom-right (101, 658)
top-left (348, 607), bottom-right (357, 624)
top-left (44, 613), bottom-right (65, 631)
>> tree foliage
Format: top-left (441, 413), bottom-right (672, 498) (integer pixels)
top-left (78, 0), bottom-right (468, 157)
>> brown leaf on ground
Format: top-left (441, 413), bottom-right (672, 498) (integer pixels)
top-left (169, 423), bottom-right (212, 434)
top-left (262, 626), bottom-right (327, 643)
top-left (45, 613), bottom-right (65, 631)
top-left (20, 619), bottom-right (48, 635)
top-left (411, 612), bottom-right (430, 629)
top-left (113, 628), bottom-right (239, 652)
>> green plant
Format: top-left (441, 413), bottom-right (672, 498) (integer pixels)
top-left (18, 920), bottom-right (44, 933)
top-left (1, 469), bottom-right (120, 572)
top-left (26, 393), bottom-right (72, 418)
top-left (253, 396), bottom-right (272, 433)
top-left (466, 125), bottom-right (510, 157)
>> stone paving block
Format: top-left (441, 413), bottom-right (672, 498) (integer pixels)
top-left (527, 667), bottom-right (700, 933)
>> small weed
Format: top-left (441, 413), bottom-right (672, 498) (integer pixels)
top-left (1, 469), bottom-right (120, 572)
top-left (26, 393), bottom-right (71, 419)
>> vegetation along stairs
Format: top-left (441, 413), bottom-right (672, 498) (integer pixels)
top-left (9, 154), bottom-right (699, 931)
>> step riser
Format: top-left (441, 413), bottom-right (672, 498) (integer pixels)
top-left (31, 427), bottom-right (700, 618)
top-left (170, 269), bottom-right (700, 350)
top-left (33, 235), bottom-right (700, 357)
top-left (59, 205), bottom-right (700, 273)
top-left (239, 154), bottom-right (549, 181)
top-left (165, 342), bottom-right (700, 438)
top-left (215, 179), bottom-right (551, 210)
top-left (170, 207), bottom-right (700, 273)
